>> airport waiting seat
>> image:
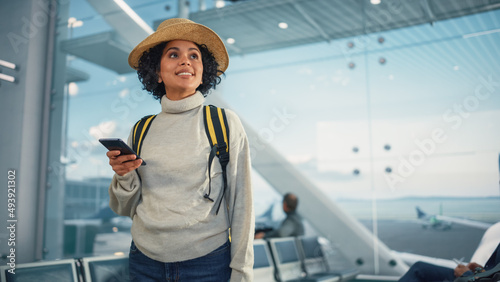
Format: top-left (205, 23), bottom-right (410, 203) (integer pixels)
top-left (297, 236), bottom-right (359, 281)
top-left (254, 239), bottom-right (277, 282)
top-left (268, 237), bottom-right (340, 282)
top-left (0, 259), bottom-right (80, 282)
top-left (81, 255), bottom-right (130, 282)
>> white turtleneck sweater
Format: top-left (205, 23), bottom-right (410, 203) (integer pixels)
top-left (109, 92), bottom-right (254, 281)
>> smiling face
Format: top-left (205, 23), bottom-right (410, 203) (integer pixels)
top-left (158, 40), bottom-right (204, 100)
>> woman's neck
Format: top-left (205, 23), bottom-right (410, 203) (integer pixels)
top-left (165, 89), bottom-right (197, 101)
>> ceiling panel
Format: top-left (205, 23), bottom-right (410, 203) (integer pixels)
top-left (186, 0), bottom-right (500, 56)
top-left (68, 0), bottom-right (500, 73)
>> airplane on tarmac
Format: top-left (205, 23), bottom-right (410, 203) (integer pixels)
top-left (416, 206), bottom-right (493, 231)
top-left (416, 206), bottom-right (453, 230)
top-left (254, 202), bottom-right (279, 233)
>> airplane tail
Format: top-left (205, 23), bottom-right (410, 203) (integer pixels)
top-left (416, 206), bottom-right (426, 219)
top-left (257, 202), bottom-right (275, 220)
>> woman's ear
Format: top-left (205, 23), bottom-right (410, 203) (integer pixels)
top-left (157, 74), bottom-right (162, 83)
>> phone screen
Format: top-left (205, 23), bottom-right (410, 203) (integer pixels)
top-left (99, 138), bottom-right (146, 165)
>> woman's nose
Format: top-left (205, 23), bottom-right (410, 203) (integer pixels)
top-left (179, 55), bottom-right (191, 65)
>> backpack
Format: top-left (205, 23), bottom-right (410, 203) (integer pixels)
top-left (131, 105), bottom-right (230, 215)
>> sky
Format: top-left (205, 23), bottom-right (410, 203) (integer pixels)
top-left (62, 1), bottom-right (500, 203)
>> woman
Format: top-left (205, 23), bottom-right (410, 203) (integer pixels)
top-left (106, 18), bottom-right (254, 281)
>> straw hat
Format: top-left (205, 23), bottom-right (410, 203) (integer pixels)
top-left (128, 18), bottom-right (229, 74)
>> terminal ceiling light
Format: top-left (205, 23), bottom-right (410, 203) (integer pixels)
top-left (463, 28), bottom-right (500, 39)
top-left (215, 0), bottom-right (225, 8)
top-left (371, 0), bottom-right (381, 4)
top-left (278, 22), bottom-right (288, 29)
top-left (68, 82), bottom-right (79, 96)
top-left (113, 0), bottom-right (154, 35)
top-left (226, 38), bottom-right (235, 44)
top-left (0, 60), bottom-right (16, 70)
top-left (0, 73), bottom-right (15, 83)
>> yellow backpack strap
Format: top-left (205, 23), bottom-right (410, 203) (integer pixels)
top-left (203, 105), bottom-right (230, 215)
top-left (132, 115), bottom-right (157, 156)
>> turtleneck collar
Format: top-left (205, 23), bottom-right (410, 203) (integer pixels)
top-left (161, 91), bottom-right (205, 114)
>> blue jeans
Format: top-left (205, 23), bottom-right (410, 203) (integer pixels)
top-left (398, 261), bottom-right (455, 282)
top-left (129, 240), bottom-right (231, 282)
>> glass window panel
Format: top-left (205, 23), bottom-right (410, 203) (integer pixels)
top-left (44, 0), bottom-right (500, 273)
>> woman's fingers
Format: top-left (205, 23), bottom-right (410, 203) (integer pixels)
top-left (106, 150), bottom-right (121, 158)
top-left (106, 151), bottom-right (143, 176)
top-left (113, 159), bottom-right (142, 176)
top-left (110, 153), bottom-right (137, 165)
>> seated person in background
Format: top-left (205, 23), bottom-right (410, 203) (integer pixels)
top-left (398, 222), bottom-right (500, 282)
top-left (255, 193), bottom-right (305, 239)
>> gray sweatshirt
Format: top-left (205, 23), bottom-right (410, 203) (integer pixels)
top-left (109, 92), bottom-right (254, 281)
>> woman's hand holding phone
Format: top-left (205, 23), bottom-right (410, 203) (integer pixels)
top-left (106, 150), bottom-right (143, 176)
top-left (99, 138), bottom-right (146, 176)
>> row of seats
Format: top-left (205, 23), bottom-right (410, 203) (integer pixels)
top-left (255, 236), bottom-right (359, 282)
top-left (1, 236), bottom-right (358, 282)
top-left (0, 255), bottom-right (129, 282)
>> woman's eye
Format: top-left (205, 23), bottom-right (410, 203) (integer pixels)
top-left (169, 53), bottom-right (178, 58)
top-left (190, 54), bottom-right (198, 59)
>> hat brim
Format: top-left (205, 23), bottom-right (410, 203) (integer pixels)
top-left (128, 20), bottom-right (229, 74)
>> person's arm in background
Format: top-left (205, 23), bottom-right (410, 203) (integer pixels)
top-left (262, 217), bottom-right (296, 239)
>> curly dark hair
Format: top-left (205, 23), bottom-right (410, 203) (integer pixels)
top-left (136, 41), bottom-right (224, 101)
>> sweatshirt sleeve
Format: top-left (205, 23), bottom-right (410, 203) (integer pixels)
top-left (226, 110), bottom-right (255, 282)
top-left (108, 133), bottom-right (142, 218)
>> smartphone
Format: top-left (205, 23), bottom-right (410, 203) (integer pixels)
top-left (99, 138), bottom-right (146, 165)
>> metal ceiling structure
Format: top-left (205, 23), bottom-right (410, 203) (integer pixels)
top-left (62, 0), bottom-right (500, 74)
top-left (189, 0), bottom-right (500, 56)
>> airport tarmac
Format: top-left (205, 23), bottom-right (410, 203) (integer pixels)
top-left (359, 219), bottom-right (487, 261)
